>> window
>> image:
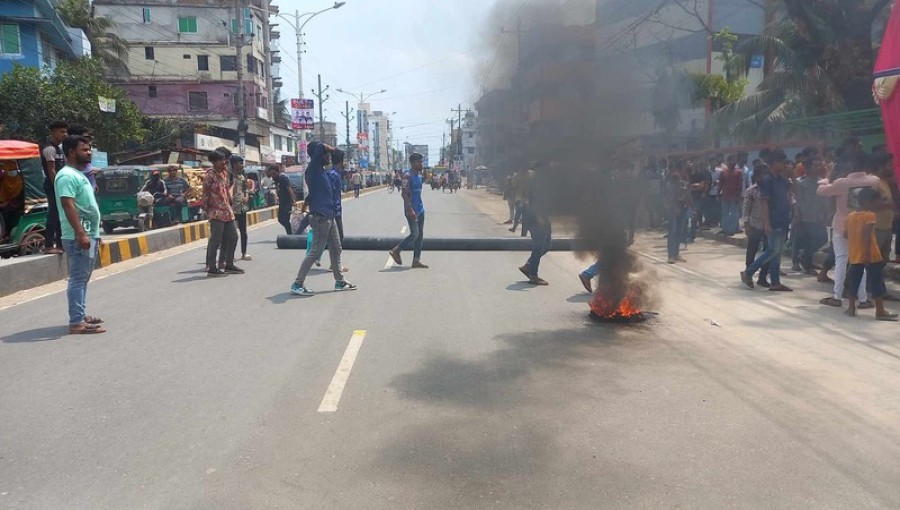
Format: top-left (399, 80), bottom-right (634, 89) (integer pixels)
top-left (40, 37), bottom-right (55, 68)
top-left (142, 7), bottom-right (151, 23)
top-left (178, 17), bottom-right (198, 34)
top-left (231, 18), bottom-right (253, 34)
top-left (148, 85), bottom-right (157, 98)
top-left (246, 54), bottom-right (257, 74)
top-left (219, 55), bottom-right (237, 71)
top-left (468, 132), bottom-right (474, 138)
top-left (188, 91), bottom-right (208, 111)
top-left (197, 55), bottom-right (209, 71)
top-left (183, 54), bottom-right (191, 59)
top-left (144, 46), bottom-right (154, 59)
top-left (468, 147), bottom-right (476, 154)
top-left (0, 24), bottom-right (21, 55)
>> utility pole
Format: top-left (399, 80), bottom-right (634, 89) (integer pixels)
top-left (235, 0), bottom-right (247, 157)
top-left (340, 100), bottom-right (354, 163)
top-left (311, 73), bottom-right (329, 141)
top-left (451, 104), bottom-right (467, 165)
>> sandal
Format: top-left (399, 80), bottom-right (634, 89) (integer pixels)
top-left (84, 316), bottom-right (104, 325)
top-left (819, 297), bottom-right (842, 307)
top-left (876, 313), bottom-right (899, 322)
top-left (69, 323), bottom-right (107, 334)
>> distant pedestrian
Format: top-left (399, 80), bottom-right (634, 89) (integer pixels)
top-left (816, 152), bottom-right (879, 307)
top-left (327, 150), bottom-right (349, 273)
top-left (687, 160), bottom-right (710, 242)
top-left (56, 135), bottom-right (105, 334)
top-left (290, 142), bottom-right (355, 296)
top-left (230, 155), bottom-right (252, 261)
top-left (389, 152), bottom-right (429, 269)
top-left (742, 169), bottom-right (771, 287)
top-left (203, 151), bottom-right (242, 277)
top-left (41, 120), bottom-right (68, 254)
top-left (664, 160), bottom-right (690, 264)
top-left (350, 171), bottom-right (362, 198)
top-left (844, 188), bottom-right (897, 321)
top-left (718, 154), bottom-right (744, 236)
top-left (791, 156), bottom-right (830, 274)
top-left (741, 149), bottom-right (793, 292)
top-left (267, 165), bottom-right (295, 235)
top-left (510, 166), bottom-right (534, 236)
top-left (519, 162), bottom-right (551, 285)
top-left (503, 173), bottom-right (516, 225)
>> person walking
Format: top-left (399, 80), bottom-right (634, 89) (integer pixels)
top-left (389, 153), bottom-right (429, 269)
top-left (503, 173), bottom-right (516, 224)
top-left (290, 142), bottom-right (355, 296)
top-left (719, 154), bottom-right (744, 236)
top-left (791, 156), bottom-right (830, 274)
top-left (510, 166), bottom-right (534, 236)
top-left (742, 169), bottom-right (771, 287)
top-left (816, 152), bottom-right (879, 307)
top-left (741, 149), bottom-right (793, 292)
top-left (267, 165), bottom-right (295, 235)
top-left (518, 162), bottom-right (551, 285)
top-left (41, 120), bottom-right (68, 254)
top-left (203, 151), bottom-right (242, 277)
top-left (230, 155), bottom-right (252, 261)
top-left (350, 171), bottom-right (362, 198)
top-left (664, 160), bottom-right (690, 264)
top-left (327, 150), bottom-right (349, 273)
top-left (56, 135), bottom-right (105, 334)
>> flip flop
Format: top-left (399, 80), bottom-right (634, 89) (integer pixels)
top-left (819, 297), bottom-right (842, 307)
top-left (844, 309), bottom-right (857, 318)
top-left (84, 316), bottom-right (104, 325)
top-left (69, 323), bottom-right (107, 334)
top-left (876, 313), bottom-right (899, 322)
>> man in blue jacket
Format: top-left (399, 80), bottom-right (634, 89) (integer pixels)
top-left (291, 142), bottom-right (356, 296)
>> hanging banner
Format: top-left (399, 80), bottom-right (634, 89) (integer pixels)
top-left (291, 99), bottom-right (314, 130)
top-left (356, 132), bottom-right (369, 150)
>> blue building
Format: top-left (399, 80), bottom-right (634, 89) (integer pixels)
top-left (0, 0), bottom-right (88, 75)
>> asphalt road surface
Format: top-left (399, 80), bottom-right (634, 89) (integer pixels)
top-left (2, 188), bottom-right (900, 509)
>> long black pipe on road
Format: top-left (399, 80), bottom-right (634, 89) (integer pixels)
top-left (276, 235), bottom-right (579, 251)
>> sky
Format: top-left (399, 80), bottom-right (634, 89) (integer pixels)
top-left (275, 0), bottom-right (501, 165)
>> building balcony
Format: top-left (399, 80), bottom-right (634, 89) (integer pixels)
top-left (270, 30), bottom-right (280, 40)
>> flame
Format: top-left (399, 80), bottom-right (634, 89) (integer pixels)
top-left (590, 284), bottom-right (643, 319)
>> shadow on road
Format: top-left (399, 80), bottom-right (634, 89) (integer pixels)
top-left (566, 293), bottom-right (592, 303)
top-left (379, 267), bottom-right (411, 273)
top-left (505, 281), bottom-right (536, 291)
top-left (266, 293), bottom-right (294, 304)
top-left (2, 326), bottom-right (67, 343)
top-left (171, 275), bottom-right (212, 283)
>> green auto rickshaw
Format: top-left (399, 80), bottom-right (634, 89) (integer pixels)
top-left (95, 165), bottom-right (156, 234)
top-left (0, 140), bottom-right (48, 257)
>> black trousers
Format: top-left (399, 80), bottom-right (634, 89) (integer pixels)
top-left (278, 205), bottom-right (292, 235)
top-left (745, 226), bottom-right (770, 280)
top-left (43, 180), bottom-right (62, 249)
top-left (235, 212), bottom-right (248, 256)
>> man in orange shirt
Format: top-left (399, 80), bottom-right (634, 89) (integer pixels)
top-left (845, 187), bottom-right (898, 320)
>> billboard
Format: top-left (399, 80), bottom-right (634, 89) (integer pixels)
top-left (357, 132), bottom-right (369, 151)
top-left (291, 99), bottom-right (314, 130)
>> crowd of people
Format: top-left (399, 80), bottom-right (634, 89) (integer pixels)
top-left (645, 137), bottom-right (900, 321)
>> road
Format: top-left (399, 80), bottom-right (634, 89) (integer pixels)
top-left (2, 187), bottom-right (900, 509)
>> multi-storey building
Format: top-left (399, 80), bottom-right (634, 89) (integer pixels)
top-left (474, 89), bottom-right (515, 171)
top-left (94, 0), bottom-right (281, 164)
top-left (0, 0), bottom-right (88, 75)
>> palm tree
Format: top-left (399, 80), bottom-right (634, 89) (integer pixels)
top-left (713, 0), bottom-right (892, 142)
top-left (56, 0), bottom-right (128, 69)
top-left (272, 90), bottom-right (291, 128)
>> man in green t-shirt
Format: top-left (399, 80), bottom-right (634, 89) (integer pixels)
top-left (56, 135), bottom-right (105, 334)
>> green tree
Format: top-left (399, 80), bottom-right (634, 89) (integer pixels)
top-left (690, 29), bottom-right (748, 111)
top-left (56, 0), bottom-right (128, 69)
top-left (714, 0), bottom-right (892, 141)
top-left (0, 58), bottom-right (145, 151)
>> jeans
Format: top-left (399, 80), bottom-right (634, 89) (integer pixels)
top-left (166, 195), bottom-right (185, 222)
top-left (398, 213), bottom-right (426, 261)
top-left (720, 199), bottom-right (741, 234)
top-left (507, 198), bottom-right (516, 223)
top-left (354, 184), bottom-right (361, 198)
top-left (527, 220), bottom-right (552, 277)
top-left (63, 238), bottom-right (97, 326)
top-left (832, 232), bottom-right (867, 301)
top-left (793, 222), bottom-right (828, 270)
top-left (278, 205), bottom-right (292, 235)
top-left (335, 215), bottom-right (344, 242)
top-left (581, 261), bottom-right (600, 279)
top-left (235, 212), bottom-right (248, 256)
top-left (745, 227), bottom-right (770, 280)
top-left (849, 263), bottom-right (886, 299)
top-left (206, 219), bottom-right (237, 269)
top-left (703, 195), bottom-right (720, 226)
top-left (667, 207), bottom-right (688, 259)
top-left (43, 181), bottom-right (62, 249)
top-left (295, 214), bottom-right (343, 286)
top-left (512, 201), bottom-right (525, 232)
top-left (746, 228), bottom-right (786, 286)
